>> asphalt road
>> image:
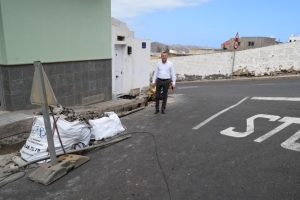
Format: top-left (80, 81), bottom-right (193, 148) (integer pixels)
top-left (1, 77), bottom-right (300, 200)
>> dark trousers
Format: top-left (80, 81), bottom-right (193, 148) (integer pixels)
top-left (155, 79), bottom-right (170, 111)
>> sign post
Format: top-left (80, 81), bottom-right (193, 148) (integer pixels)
top-left (231, 32), bottom-right (239, 79)
top-left (28, 61), bottom-right (90, 185)
top-left (31, 61), bottom-right (58, 165)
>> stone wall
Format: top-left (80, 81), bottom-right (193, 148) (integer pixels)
top-left (150, 52), bottom-right (232, 79)
top-left (234, 41), bottom-right (300, 76)
top-left (150, 41), bottom-right (300, 79)
top-left (189, 48), bottom-right (228, 55)
top-left (0, 59), bottom-right (112, 111)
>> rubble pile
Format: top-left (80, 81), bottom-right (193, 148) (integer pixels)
top-left (183, 74), bottom-right (202, 81)
top-left (35, 105), bottom-right (109, 124)
top-left (204, 74), bottom-right (231, 80)
top-left (233, 68), bottom-right (255, 77)
top-left (234, 66), bottom-right (300, 77)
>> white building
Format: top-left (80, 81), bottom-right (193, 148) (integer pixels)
top-left (169, 49), bottom-right (179, 54)
top-left (288, 34), bottom-right (300, 42)
top-left (111, 18), bottom-right (150, 96)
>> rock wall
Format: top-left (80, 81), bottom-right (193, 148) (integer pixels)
top-left (150, 41), bottom-right (300, 80)
top-left (235, 41), bottom-right (300, 76)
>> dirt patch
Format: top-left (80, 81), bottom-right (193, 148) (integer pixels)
top-left (0, 140), bottom-right (25, 155)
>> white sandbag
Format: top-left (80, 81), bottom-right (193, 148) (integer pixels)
top-left (20, 116), bottom-right (91, 162)
top-left (89, 112), bottom-right (125, 140)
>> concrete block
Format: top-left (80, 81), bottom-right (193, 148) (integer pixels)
top-left (28, 154), bottom-right (90, 185)
top-left (141, 86), bottom-right (149, 94)
top-left (129, 88), bottom-right (140, 97)
top-left (0, 118), bottom-right (33, 140)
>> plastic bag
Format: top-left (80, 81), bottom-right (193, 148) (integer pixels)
top-left (20, 116), bottom-right (91, 162)
top-left (89, 112), bottom-right (125, 140)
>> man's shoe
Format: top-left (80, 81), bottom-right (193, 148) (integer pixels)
top-left (154, 110), bottom-right (159, 114)
top-left (161, 110), bottom-right (165, 114)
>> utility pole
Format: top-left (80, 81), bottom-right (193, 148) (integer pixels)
top-left (231, 32), bottom-right (239, 79)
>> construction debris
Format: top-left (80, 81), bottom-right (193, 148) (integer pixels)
top-left (233, 66), bottom-right (300, 77)
top-left (34, 105), bottom-right (110, 124)
top-left (204, 74), bottom-right (231, 80)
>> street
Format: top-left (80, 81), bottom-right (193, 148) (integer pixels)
top-left (1, 77), bottom-right (300, 200)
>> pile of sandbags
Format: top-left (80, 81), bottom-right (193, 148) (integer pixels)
top-left (20, 110), bottom-right (125, 162)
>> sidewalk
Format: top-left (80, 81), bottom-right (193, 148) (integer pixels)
top-left (0, 96), bottom-right (146, 152)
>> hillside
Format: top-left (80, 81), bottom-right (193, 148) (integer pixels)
top-left (151, 42), bottom-right (211, 53)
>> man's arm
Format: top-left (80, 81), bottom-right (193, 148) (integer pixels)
top-left (152, 64), bottom-right (159, 87)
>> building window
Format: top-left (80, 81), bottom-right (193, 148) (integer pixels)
top-left (117, 36), bottom-right (125, 41)
top-left (248, 42), bottom-right (254, 46)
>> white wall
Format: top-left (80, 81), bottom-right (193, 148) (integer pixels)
top-left (112, 18), bottom-right (150, 95)
top-left (131, 38), bottom-right (151, 90)
top-left (235, 42), bottom-right (300, 76)
top-left (150, 42), bottom-right (300, 77)
top-left (288, 34), bottom-right (300, 42)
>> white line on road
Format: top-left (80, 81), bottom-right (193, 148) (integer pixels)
top-left (281, 130), bottom-right (300, 152)
top-left (254, 117), bottom-right (300, 143)
top-left (251, 97), bottom-right (300, 101)
top-left (178, 86), bottom-right (198, 89)
top-left (192, 97), bottom-right (249, 130)
top-left (258, 84), bottom-right (275, 85)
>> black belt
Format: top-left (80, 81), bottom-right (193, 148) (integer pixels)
top-left (157, 78), bottom-right (170, 81)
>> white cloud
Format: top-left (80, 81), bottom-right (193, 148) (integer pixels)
top-left (112, 0), bottom-right (210, 18)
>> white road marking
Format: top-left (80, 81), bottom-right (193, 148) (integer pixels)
top-left (258, 84), bottom-right (275, 85)
top-left (220, 114), bottom-right (280, 138)
top-left (192, 97), bottom-right (249, 130)
top-left (178, 86), bottom-right (198, 89)
top-left (281, 130), bottom-right (300, 152)
top-left (254, 117), bottom-right (300, 143)
top-left (251, 97), bottom-right (300, 101)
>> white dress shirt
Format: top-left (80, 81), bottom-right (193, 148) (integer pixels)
top-left (152, 60), bottom-right (176, 85)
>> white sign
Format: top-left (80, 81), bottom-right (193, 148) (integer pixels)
top-left (30, 62), bottom-right (57, 105)
top-left (221, 114), bottom-right (300, 153)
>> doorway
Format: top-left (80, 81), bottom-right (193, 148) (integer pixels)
top-left (114, 45), bottom-right (123, 94)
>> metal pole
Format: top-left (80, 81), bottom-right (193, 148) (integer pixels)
top-left (231, 50), bottom-right (236, 79)
top-left (49, 106), bottom-right (66, 155)
top-left (34, 61), bottom-right (58, 165)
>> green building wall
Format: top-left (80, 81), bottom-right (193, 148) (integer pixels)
top-left (0, 0), bottom-right (112, 65)
top-left (0, 2), bottom-right (7, 64)
top-left (0, 0), bottom-right (113, 111)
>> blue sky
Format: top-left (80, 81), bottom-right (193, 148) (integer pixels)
top-left (111, 0), bottom-right (299, 48)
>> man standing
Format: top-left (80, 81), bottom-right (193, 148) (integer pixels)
top-left (152, 51), bottom-right (176, 114)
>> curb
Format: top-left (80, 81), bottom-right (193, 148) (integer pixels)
top-left (177, 74), bottom-right (300, 84)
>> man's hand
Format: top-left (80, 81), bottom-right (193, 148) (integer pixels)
top-left (151, 83), bottom-right (156, 88)
top-left (171, 83), bottom-right (176, 89)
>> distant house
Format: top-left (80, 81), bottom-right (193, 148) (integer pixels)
top-left (221, 37), bottom-right (279, 51)
top-left (288, 34), bottom-right (300, 42)
top-left (189, 48), bottom-right (225, 55)
top-left (221, 40), bottom-right (231, 50)
top-left (169, 49), bottom-right (179, 54)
